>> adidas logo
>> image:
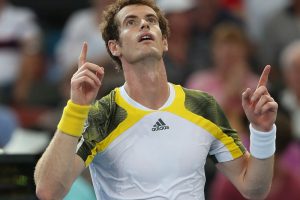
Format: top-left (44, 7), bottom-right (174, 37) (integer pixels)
top-left (152, 118), bottom-right (169, 131)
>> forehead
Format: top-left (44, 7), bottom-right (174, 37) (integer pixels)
top-left (116, 4), bottom-right (157, 22)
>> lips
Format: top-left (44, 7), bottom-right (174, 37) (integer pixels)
top-left (138, 33), bottom-right (154, 42)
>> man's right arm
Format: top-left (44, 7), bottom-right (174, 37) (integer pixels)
top-left (34, 42), bottom-right (104, 200)
top-left (34, 130), bottom-right (85, 200)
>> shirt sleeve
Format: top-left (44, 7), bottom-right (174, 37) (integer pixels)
top-left (183, 87), bottom-right (246, 163)
top-left (76, 92), bottom-right (114, 167)
top-left (205, 95), bottom-right (246, 163)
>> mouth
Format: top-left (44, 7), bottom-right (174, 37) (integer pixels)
top-left (138, 33), bottom-right (154, 42)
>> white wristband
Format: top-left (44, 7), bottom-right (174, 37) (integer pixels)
top-left (249, 124), bottom-right (276, 159)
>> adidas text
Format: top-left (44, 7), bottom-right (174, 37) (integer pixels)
top-left (152, 126), bottom-right (169, 131)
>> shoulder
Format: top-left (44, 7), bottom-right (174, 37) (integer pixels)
top-left (90, 90), bottom-right (117, 118)
top-left (182, 86), bottom-right (217, 107)
top-left (180, 86), bottom-right (230, 125)
top-left (181, 86), bottom-right (218, 113)
top-left (90, 89), bottom-right (127, 131)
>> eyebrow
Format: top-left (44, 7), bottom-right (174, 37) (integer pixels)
top-left (122, 13), bottom-right (158, 24)
top-left (145, 14), bottom-right (158, 19)
top-left (123, 15), bottom-right (138, 22)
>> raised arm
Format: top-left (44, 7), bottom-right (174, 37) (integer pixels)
top-left (34, 42), bottom-right (104, 200)
top-left (216, 65), bottom-right (278, 199)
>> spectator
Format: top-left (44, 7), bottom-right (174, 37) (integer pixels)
top-left (279, 40), bottom-right (300, 140)
top-left (0, 0), bottom-right (43, 106)
top-left (244, 0), bottom-right (287, 43)
top-left (188, 0), bottom-right (243, 71)
top-left (277, 40), bottom-right (300, 175)
top-left (260, 0), bottom-right (300, 90)
top-left (156, 0), bottom-right (196, 84)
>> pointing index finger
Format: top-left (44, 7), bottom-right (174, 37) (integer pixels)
top-left (78, 42), bottom-right (88, 68)
top-left (257, 65), bottom-right (271, 88)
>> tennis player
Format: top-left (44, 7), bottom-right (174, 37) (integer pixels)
top-left (35, 1), bottom-right (277, 199)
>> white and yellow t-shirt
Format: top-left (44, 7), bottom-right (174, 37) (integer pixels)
top-left (77, 83), bottom-right (245, 200)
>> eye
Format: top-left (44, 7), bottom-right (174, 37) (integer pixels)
top-left (147, 16), bottom-right (158, 24)
top-left (126, 18), bottom-right (137, 27)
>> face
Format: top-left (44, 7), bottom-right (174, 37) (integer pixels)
top-left (213, 41), bottom-right (248, 70)
top-left (284, 55), bottom-right (300, 96)
top-left (108, 5), bottom-right (168, 65)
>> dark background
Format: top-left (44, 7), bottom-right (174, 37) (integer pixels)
top-left (10, 0), bottom-right (89, 29)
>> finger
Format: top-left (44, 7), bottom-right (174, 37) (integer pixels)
top-left (251, 86), bottom-right (269, 103)
top-left (254, 95), bottom-right (274, 114)
top-left (71, 76), bottom-right (99, 89)
top-left (96, 67), bottom-right (105, 82)
top-left (257, 65), bottom-right (271, 88)
top-left (73, 69), bottom-right (102, 86)
top-left (78, 42), bottom-right (88, 68)
top-left (76, 62), bottom-right (103, 74)
top-left (242, 88), bottom-right (252, 106)
top-left (261, 101), bottom-right (278, 114)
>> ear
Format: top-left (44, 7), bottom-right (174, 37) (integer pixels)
top-left (108, 40), bottom-right (121, 57)
top-left (162, 37), bottom-right (168, 52)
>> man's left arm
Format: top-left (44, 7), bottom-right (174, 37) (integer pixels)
top-left (216, 65), bottom-right (278, 200)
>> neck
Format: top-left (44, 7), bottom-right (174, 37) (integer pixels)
top-left (122, 58), bottom-right (169, 110)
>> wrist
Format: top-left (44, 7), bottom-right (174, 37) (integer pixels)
top-left (249, 123), bottom-right (276, 159)
top-left (70, 97), bottom-right (91, 106)
top-left (251, 123), bottom-right (273, 132)
top-left (57, 100), bottom-right (91, 137)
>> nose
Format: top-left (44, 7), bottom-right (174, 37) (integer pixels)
top-left (140, 19), bottom-right (150, 30)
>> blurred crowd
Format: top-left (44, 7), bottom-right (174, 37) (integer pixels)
top-left (1, 0), bottom-right (300, 199)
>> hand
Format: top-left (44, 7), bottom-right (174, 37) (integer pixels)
top-left (242, 65), bottom-right (278, 131)
top-left (70, 42), bottom-right (104, 105)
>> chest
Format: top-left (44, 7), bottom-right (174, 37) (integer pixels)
top-left (95, 113), bottom-right (213, 184)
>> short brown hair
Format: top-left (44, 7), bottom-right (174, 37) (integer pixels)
top-left (100, 0), bottom-right (170, 69)
top-left (212, 23), bottom-right (248, 47)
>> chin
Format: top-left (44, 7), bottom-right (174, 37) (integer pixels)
top-left (138, 49), bottom-right (162, 60)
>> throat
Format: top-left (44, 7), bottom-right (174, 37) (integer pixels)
top-left (122, 59), bottom-right (170, 110)
top-left (124, 81), bottom-right (170, 110)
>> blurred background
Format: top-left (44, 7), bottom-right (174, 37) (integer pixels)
top-left (0, 0), bottom-right (299, 199)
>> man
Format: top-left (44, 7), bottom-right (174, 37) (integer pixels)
top-left (0, 0), bottom-right (43, 104)
top-left (34, 0), bottom-right (278, 199)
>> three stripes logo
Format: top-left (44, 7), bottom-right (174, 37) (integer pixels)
top-left (152, 118), bottom-right (169, 131)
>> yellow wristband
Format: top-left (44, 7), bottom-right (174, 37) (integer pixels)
top-left (57, 100), bottom-right (91, 137)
